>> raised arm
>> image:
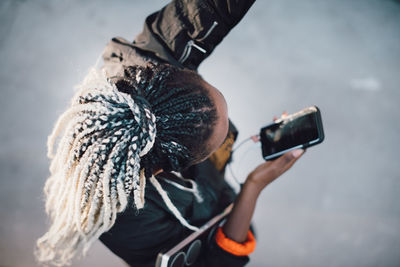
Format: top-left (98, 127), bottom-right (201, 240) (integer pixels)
top-left (219, 150), bottom-right (305, 248)
top-left (133, 0), bottom-right (256, 70)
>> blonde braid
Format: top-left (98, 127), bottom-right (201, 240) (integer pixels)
top-left (35, 69), bottom-right (156, 266)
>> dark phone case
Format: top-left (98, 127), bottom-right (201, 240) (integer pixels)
top-left (260, 106), bottom-right (325, 161)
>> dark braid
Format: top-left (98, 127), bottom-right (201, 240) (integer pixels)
top-left (114, 62), bottom-right (217, 178)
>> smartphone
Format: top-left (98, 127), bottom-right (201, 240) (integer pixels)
top-left (260, 106), bottom-right (324, 161)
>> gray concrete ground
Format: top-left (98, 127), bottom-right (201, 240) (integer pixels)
top-left (1, 0), bottom-right (399, 266)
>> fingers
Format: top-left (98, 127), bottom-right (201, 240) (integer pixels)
top-left (273, 111), bottom-right (289, 122)
top-left (280, 149), bottom-right (303, 164)
top-left (272, 149), bottom-right (304, 174)
top-left (247, 149), bottom-right (304, 187)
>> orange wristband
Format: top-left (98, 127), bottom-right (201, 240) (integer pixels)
top-left (215, 227), bottom-right (256, 256)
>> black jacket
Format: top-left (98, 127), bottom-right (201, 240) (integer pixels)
top-left (99, 1), bottom-right (255, 266)
top-left (101, 0), bottom-right (255, 73)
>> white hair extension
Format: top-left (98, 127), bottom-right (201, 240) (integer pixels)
top-left (139, 169), bottom-right (146, 206)
top-left (115, 162), bottom-right (128, 211)
top-left (78, 130), bottom-right (130, 223)
top-left (47, 103), bottom-right (108, 159)
top-left (46, 68), bottom-right (129, 164)
top-left (47, 147), bottom-right (94, 239)
top-left (75, 126), bottom-right (129, 235)
top-left (48, 120), bottom-right (106, 208)
top-left (36, 68), bottom-right (157, 266)
top-left (74, 146), bottom-right (101, 234)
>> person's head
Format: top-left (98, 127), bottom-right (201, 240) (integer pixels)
top-left (115, 63), bottom-right (229, 176)
top-left (36, 62), bottom-right (228, 265)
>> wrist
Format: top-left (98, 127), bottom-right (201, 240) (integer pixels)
top-left (215, 227), bottom-right (256, 256)
top-left (241, 179), bottom-right (264, 196)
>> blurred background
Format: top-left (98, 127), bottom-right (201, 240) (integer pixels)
top-left (1, 0), bottom-right (399, 266)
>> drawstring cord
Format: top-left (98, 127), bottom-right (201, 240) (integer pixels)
top-left (167, 172), bottom-right (204, 203)
top-left (149, 175), bottom-right (200, 231)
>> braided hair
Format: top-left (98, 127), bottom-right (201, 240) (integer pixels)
top-left (35, 63), bottom-right (217, 266)
top-left (116, 63), bottom-right (217, 177)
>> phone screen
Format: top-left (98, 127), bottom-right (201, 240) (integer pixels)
top-left (261, 106), bottom-right (323, 160)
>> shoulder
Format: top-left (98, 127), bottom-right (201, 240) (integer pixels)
top-left (101, 37), bottom-right (165, 79)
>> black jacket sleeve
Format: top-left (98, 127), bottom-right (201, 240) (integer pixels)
top-left (132, 0), bottom-right (256, 70)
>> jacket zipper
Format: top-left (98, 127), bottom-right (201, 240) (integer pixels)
top-left (179, 21), bottom-right (218, 64)
top-left (198, 21), bottom-right (218, 41)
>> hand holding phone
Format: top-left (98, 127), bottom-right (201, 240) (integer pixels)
top-left (260, 106), bottom-right (325, 161)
